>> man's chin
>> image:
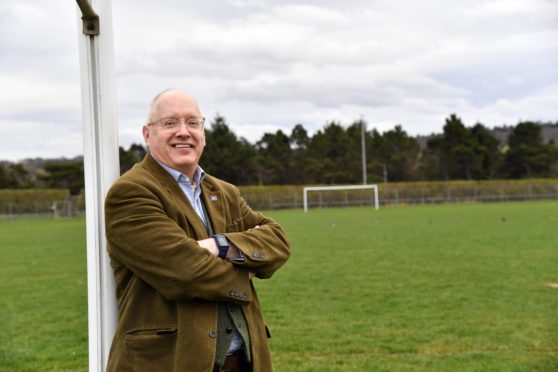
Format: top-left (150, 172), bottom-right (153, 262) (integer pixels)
top-left (171, 158), bottom-right (197, 170)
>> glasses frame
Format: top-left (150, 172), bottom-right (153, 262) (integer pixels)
top-left (147, 117), bottom-right (205, 131)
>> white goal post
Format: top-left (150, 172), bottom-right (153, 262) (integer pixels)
top-left (303, 185), bottom-right (379, 212)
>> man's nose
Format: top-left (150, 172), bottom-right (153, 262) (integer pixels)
top-left (175, 122), bottom-right (192, 135)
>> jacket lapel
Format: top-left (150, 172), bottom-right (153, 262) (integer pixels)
top-left (142, 153), bottom-right (209, 238)
top-left (201, 180), bottom-right (226, 234)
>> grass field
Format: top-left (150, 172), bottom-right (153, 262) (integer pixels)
top-left (1, 201), bottom-right (557, 371)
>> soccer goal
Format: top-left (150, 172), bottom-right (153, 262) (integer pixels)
top-left (303, 185), bottom-right (379, 212)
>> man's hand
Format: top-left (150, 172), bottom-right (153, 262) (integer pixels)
top-left (197, 237), bottom-right (244, 261)
top-left (197, 238), bottom-right (218, 256)
top-left (197, 238), bottom-right (255, 279)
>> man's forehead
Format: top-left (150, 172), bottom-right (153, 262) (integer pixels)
top-left (153, 91), bottom-right (201, 116)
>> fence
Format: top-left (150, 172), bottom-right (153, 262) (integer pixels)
top-left (239, 179), bottom-right (558, 210)
top-left (1, 180), bottom-right (557, 216)
top-left (0, 190), bottom-right (85, 218)
top-left (377, 180), bottom-right (558, 206)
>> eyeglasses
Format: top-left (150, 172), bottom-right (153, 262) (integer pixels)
top-left (147, 117), bottom-right (205, 131)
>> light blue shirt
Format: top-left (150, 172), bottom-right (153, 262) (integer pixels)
top-left (154, 159), bottom-right (207, 227)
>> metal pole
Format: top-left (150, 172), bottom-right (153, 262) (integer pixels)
top-left (75, 1), bottom-right (119, 371)
top-left (360, 119), bottom-right (367, 185)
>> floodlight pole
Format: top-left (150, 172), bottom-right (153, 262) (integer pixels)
top-left (360, 119), bottom-right (367, 185)
top-left (75, 0), bottom-right (119, 371)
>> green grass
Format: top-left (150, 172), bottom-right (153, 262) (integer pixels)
top-left (0, 218), bottom-right (88, 371)
top-left (258, 201), bottom-right (558, 371)
top-left (1, 201), bottom-right (557, 371)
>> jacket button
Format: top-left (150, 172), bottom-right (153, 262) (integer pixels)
top-left (226, 327), bottom-right (233, 334)
top-left (209, 330), bottom-right (216, 338)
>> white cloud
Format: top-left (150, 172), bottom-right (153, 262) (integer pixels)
top-left (0, 0), bottom-right (556, 161)
top-left (0, 119), bottom-right (83, 160)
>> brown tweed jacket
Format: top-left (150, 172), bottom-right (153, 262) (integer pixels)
top-left (104, 153), bottom-right (290, 371)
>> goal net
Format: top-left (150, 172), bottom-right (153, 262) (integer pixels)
top-left (303, 185), bottom-right (379, 212)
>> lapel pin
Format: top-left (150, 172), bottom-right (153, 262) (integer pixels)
top-left (210, 195), bottom-right (218, 202)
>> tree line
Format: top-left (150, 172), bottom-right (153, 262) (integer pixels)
top-left (1, 114), bottom-right (557, 194)
top-left (200, 114), bottom-right (558, 185)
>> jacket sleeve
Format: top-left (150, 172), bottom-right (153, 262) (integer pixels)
top-left (105, 179), bottom-right (252, 304)
top-left (223, 187), bottom-right (291, 279)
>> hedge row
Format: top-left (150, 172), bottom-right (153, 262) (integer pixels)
top-left (0, 189), bottom-right (85, 215)
top-left (238, 179), bottom-right (558, 210)
top-left (1, 179), bottom-right (557, 214)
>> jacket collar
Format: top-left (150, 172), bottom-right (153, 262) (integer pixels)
top-left (141, 153), bottom-right (226, 235)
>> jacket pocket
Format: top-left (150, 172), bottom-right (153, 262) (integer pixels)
top-left (125, 327), bottom-right (177, 372)
top-left (226, 221), bottom-right (239, 232)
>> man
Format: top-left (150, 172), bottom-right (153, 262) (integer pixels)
top-left (104, 89), bottom-right (290, 371)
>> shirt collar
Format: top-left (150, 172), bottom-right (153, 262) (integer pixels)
top-left (151, 154), bottom-right (206, 186)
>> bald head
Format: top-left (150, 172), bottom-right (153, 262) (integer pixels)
top-left (147, 89), bottom-right (202, 124)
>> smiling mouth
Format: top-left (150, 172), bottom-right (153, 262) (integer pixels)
top-left (173, 144), bottom-right (194, 149)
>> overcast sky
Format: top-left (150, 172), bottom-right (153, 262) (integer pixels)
top-left (1, 0), bottom-right (557, 161)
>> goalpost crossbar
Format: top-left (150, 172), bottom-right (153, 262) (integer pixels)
top-left (303, 185), bottom-right (379, 212)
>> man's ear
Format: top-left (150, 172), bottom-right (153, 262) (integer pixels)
top-left (142, 125), bottom-right (150, 146)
